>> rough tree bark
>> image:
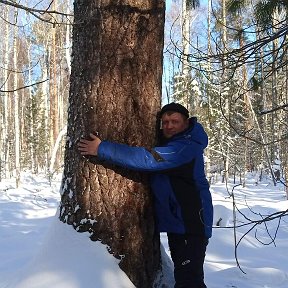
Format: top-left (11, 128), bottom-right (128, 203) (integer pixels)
top-left (59, 1), bottom-right (165, 287)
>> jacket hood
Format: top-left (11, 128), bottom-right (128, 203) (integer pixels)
top-left (185, 117), bottom-right (208, 149)
top-left (158, 117), bottom-right (208, 149)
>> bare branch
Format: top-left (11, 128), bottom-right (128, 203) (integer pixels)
top-left (258, 103), bottom-right (288, 115)
top-left (0, 0), bottom-right (73, 25)
top-left (0, 79), bottom-right (48, 93)
top-left (0, 0), bottom-right (72, 17)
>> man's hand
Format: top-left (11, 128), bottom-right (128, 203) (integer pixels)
top-left (78, 133), bottom-right (102, 156)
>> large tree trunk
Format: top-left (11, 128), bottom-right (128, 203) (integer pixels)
top-left (59, 1), bottom-right (165, 287)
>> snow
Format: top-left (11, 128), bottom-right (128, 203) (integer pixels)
top-left (0, 172), bottom-right (287, 288)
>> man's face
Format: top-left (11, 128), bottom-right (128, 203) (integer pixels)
top-left (161, 112), bottom-right (189, 139)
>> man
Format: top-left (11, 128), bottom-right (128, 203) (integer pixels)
top-left (78, 102), bottom-right (213, 288)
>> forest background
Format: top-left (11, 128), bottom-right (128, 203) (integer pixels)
top-left (0, 0), bottom-right (287, 194)
top-left (0, 0), bottom-right (288, 287)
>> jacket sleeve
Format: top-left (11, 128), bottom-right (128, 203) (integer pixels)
top-left (97, 140), bottom-right (201, 172)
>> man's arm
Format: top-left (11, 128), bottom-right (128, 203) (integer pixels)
top-left (77, 133), bottom-right (200, 172)
top-left (96, 140), bottom-right (200, 172)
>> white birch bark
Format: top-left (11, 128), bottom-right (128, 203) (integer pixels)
top-left (49, 126), bottom-right (67, 177)
top-left (13, 8), bottom-right (20, 187)
top-left (42, 52), bottom-right (50, 173)
top-left (65, 5), bottom-right (72, 76)
top-left (2, 5), bottom-right (10, 178)
top-left (27, 40), bottom-right (36, 173)
top-left (181, 0), bottom-right (191, 108)
top-left (206, 0), bottom-right (212, 182)
top-left (222, 0), bottom-right (230, 183)
top-left (50, 0), bottom-right (59, 150)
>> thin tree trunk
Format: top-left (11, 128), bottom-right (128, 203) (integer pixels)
top-left (42, 52), bottom-right (50, 173)
top-left (49, 0), bottom-right (59, 168)
top-left (49, 126), bottom-right (67, 178)
top-left (27, 40), bottom-right (36, 173)
top-left (222, 0), bottom-right (230, 183)
top-left (239, 22), bottom-right (249, 187)
top-left (13, 8), bottom-right (20, 187)
top-left (285, 22), bottom-right (288, 199)
top-left (60, 1), bottom-right (165, 287)
top-left (2, 5), bottom-right (10, 179)
top-left (206, 0), bottom-right (212, 183)
top-left (65, 6), bottom-right (72, 76)
top-left (181, 0), bottom-right (191, 108)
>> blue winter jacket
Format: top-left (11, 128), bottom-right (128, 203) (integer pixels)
top-left (97, 117), bottom-right (213, 238)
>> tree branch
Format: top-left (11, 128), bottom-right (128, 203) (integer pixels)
top-left (0, 0), bottom-right (73, 25)
top-left (258, 103), bottom-right (288, 115)
top-left (0, 79), bottom-right (48, 93)
top-left (0, 0), bottom-right (72, 16)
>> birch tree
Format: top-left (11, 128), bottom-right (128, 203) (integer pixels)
top-left (13, 8), bottom-right (21, 187)
top-left (0, 4), bottom-right (11, 179)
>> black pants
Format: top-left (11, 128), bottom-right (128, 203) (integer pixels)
top-left (167, 233), bottom-right (208, 288)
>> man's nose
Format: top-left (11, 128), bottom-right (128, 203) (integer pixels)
top-left (166, 122), bottom-right (173, 129)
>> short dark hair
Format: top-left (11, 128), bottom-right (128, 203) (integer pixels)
top-left (160, 102), bottom-right (189, 119)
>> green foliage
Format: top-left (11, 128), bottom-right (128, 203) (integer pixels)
top-left (173, 0), bottom-right (200, 10)
top-left (228, 0), bottom-right (288, 28)
top-left (249, 75), bottom-right (261, 91)
top-left (23, 86), bottom-right (49, 171)
top-left (257, 1), bottom-right (288, 27)
top-left (186, 0), bottom-right (200, 9)
top-left (227, 0), bottom-right (247, 14)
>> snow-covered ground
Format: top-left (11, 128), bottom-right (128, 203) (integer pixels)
top-left (0, 172), bottom-right (287, 288)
